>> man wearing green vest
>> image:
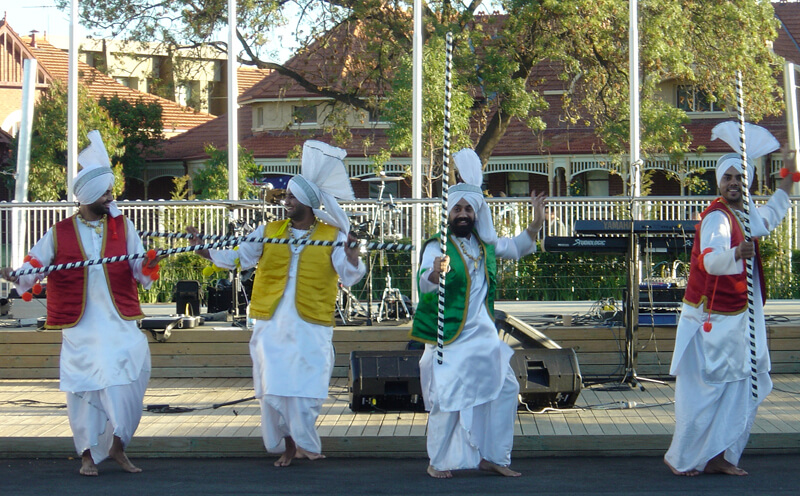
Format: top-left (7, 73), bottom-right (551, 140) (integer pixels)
top-left (188, 141), bottom-right (364, 467)
top-left (410, 148), bottom-right (546, 479)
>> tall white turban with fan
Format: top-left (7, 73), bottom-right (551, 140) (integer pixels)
top-left (448, 148), bottom-right (498, 245)
top-left (287, 140), bottom-right (354, 234)
top-left (74, 130), bottom-right (121, 218)
top-left (711, 121), bottom-right (779, 188)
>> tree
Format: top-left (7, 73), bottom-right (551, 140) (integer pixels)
top-left (192, 144), bottom-right (261, 200)
top-left (67, 1), bottom-right (783, 191)
top-left (20, 80), bottom-right (124, 201)
top-left (98, 95), bottom-right (165, 191)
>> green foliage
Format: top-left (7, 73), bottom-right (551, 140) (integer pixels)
top-left (138, 252), bottom-right (212, 303)
top-left (192, 145), bottom-right (261, 200)
top-left (69, 0), bottom-right (784, 196)
top-left (384, 35), bottom-right (473, 195)
top-left (171, 175), bottom-right (196, 200)
top-left (98, 95), bottom-right (164, 187)
top-left (21, 80), bottom-right (123, 201)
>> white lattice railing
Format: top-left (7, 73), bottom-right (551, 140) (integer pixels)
top-left (1, 195), bottom-right (798, 294)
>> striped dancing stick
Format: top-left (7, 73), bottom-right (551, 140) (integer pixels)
top-left (436, 32), bottom-right (454, 365)
top-left (735, 70), bottom-right (760, 402)
top-left (8, 235), bottom-right (413, 278)
top-left (138, 230), bottom-right (413, 252)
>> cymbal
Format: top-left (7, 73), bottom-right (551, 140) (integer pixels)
top-left (361, 176), bottom-right (404, 182)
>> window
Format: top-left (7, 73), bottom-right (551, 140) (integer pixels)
top-left (586, 170), bottom-right (609, 196)
top-left (677, 85), bottom-right (722, 112)
top-left (507, 172), bottom-right (529, 197)
top-left (256, 107), bottom-right (264, 127)
top-left (292, 105), bottom-right (317, 125)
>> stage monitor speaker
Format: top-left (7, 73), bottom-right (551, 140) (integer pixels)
top-left (349, 350), bottom-right (424, 412)
top-left (510, 348), bottom-right (582, 410)
top-left (174, 280), bottom-right (201, 316)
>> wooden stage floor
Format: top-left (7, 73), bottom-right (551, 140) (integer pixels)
top-left (3, 374), bottom-right (800, 459)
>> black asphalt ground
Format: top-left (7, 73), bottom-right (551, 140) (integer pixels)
top-left (1, 455), bottom-right (797, 496)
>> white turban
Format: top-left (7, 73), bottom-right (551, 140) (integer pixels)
top-left (287, 140), bottom-right (354, 233)
top-left (74, 130), bottom-right (121, 217)
top-left (448, 148), bottom-right (497, 245)
top-left (711, 121), bottom-right (779, 188)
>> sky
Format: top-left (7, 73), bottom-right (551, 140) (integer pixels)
top-left (2, 1), bottom-right (296, 62)
top-left (4, 2), bottom-right (70, 41)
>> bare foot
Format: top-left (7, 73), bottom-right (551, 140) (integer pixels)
top-left (274, 436), bottom-right (297, 467)
top-left (478, 459), bottom-right (521, 477)
top-left (664, 458), bottom-right (700, 476)
top-left (79, 451), bottom-right (98, 476)
top-left (427, 465), bottom-right (453, 479)
top-left (295, 446), bottom-right (326, 461)
top-left (703, 453), bottom-right (748, 476)
top-left (109, 437), bottom-right (142, 473)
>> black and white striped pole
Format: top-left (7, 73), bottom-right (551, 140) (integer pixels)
top-left (436, 32), bottom-right (454, 365)
top-left (7, 235), bottom-right (414, 279)
top-left (137, 231), bottom-right (414, 252)
top-left (736, 70), bottom-right (760, 402)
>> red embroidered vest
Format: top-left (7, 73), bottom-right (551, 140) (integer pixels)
top-left (683, 198), bottom-right (766, 314)
top-left (45, 215), bottom-right (144, 329)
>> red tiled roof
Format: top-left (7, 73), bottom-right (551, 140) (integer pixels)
top-left (239, 21), bottom-right (390, 104)
top-left (22, 37), bottom-right (215, 135)
top-left (237, 67), bottom-right (272, 96)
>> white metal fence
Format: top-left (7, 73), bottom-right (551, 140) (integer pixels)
top-left (1, 196), bottom-right (798, 296)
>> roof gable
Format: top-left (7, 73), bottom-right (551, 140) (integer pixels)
top-left (0, 19), bottom-right (53, 88)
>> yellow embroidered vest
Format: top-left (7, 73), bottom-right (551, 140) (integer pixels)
top-left (249, 219), bottom-right (339, 325)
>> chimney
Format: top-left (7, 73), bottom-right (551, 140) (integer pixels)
top-left (29, 30), bottom-right (39, 48)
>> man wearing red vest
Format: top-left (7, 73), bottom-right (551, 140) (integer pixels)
top-left (665, 122), bottom-right (798, 476)
top-left (188, 141), bottom-right (364, 467)
top-left (1, 131), bottom-right (161, 476)
top-left (410, 148), bottom-right (546, 479)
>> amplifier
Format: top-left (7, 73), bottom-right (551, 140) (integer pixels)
top-left (510, 348), bottom-right (583, 410)
top-left (348, 350), bottom-right (425, 412)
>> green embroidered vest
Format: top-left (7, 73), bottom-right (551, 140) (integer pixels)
top-left (409, 232), bottom-right (496, 344)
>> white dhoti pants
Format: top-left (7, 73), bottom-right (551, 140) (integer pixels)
top-left (66, 366), bottom-right (151, 464)
top-left (665, 335), bottom-right (771, 472)
top-left (258, 395), bottom-right (325, 454)
top-left (426, 363), bottom-right (519, 471)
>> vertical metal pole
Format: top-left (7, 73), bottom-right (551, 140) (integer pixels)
top-left (12, 59), bottom-right (38, 270)
top-left (227, 0), bottom-right (239, 202)
top-left (411, 0), bottom-right (423, 304)
top-left (67, 0), bottom-right (79, 204)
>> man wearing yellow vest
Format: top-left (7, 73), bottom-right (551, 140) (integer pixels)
top-left (1, 131), bottom-right (162, 476)
top-left (410, 148), bottom-right (546, 479)
top-left (188, 141), bottom-right (365, 467)
top-left (664, 122), bottom-right (797, 476)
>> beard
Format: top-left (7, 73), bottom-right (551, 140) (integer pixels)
top-left (88, 200), bottom-right (110, 217)
top-left (450, 217), bottom-right (475, 237)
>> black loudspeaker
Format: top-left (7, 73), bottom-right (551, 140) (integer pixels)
top-left (510, 348), bottom-right (582, 410)
top-left (174, 280), bottom-right (201, 316)
top-left (348, 350), bottom-right (424, 412)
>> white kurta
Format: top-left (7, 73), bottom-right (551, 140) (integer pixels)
top-left (14, 216), bottom-right (153, 463)
top-left (665, 191), bottom-right (790, 472)
top-left (210, 223), bottom-right (365, 454)
top-left (417, 231), bottom-right (535, 471)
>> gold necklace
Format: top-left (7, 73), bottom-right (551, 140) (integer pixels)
top-left (290, 219), bottom-right (316, 243)
top-left (77, 214), bottom-right (105, 235)
top-left (457, 237), bottom-right (482, 270)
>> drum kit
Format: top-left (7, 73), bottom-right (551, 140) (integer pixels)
top-left (336, 174), bottom-right (413, 325)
